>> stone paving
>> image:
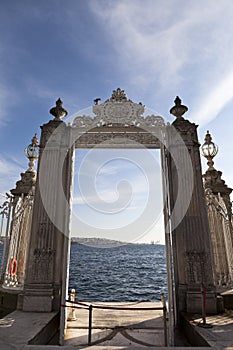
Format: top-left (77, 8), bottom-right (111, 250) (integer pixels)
top-left (0, 304), bottom-right (233, 348)
top-left (185, 310), bottom-right (233, 349)
top-left (64, 301), bottom-right (168, 348)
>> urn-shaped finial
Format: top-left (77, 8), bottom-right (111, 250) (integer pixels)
top-left (50, 98), bottom-right (68, 121)
top-left (170, 96), bottom-right (188, 119)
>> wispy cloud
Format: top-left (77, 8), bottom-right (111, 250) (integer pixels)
top-left (25, 78), bottom-right (57, 100)
top-left (0, 84), bottom-right (12, 126)
top-left (0, 155), bottom-right (25, 194)
top-left (89, 0), bottom-right (233, 122)
top-left (90, 1), bottom-right (215, 81)
top-left (190, 69), bottom-right (233, 125)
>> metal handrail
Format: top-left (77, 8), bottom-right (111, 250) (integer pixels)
top-left (63, 294), bottom-right (168, 347)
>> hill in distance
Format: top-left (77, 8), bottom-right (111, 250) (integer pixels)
top-left (71, 237), bottom-right (161, 247)
top-left (71, 237), bottom-right (129, 247)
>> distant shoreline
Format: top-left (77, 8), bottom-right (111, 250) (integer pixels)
top-left (71, 237), bottom-right (163, 246)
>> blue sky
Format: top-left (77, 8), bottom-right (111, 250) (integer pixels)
top-left (0, 0), bottom-right (233, 243)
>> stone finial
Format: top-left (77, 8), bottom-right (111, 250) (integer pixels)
top-left (49, 98), bottom-right (68, 121)
top-left (170, 96), bottom-right (188, 119)
top-left (107, 88), bottom-right (128, 102)
top-left (31, 133), bottom-right (38, 146)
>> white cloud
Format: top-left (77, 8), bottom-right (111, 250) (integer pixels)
top-left (0, 155), bottom-right (24, 194)
top-left (90, 1), bottom-right (223, 81)
top-left (89, 0), bottom-right (233, 122)
top-left (0, 157), bottom-right (23, 175)
top-left (73, 177), bottom-right (144, 206)
top-left (23, 78), bottom-right (81, 116)
top-left (0, 84), bottom-right (11, 126)
top-left (190, 69), bottom-right (233, 125)
top-left (25, 78), bottom-right (57, 100)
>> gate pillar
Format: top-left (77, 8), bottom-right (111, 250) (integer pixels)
top-left (168, 97), bottom-right (217, 314)
top-left (21, 99), bottom-right (74, 312)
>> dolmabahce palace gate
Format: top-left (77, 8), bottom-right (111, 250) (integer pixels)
top-left (0, 88), bottom-right (232, 341)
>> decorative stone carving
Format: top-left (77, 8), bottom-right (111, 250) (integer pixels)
top-left (73, 129), bottom-right (162, 149)
top-left (11, 171), bottom-right (36, 196)
top-left (185, 252), bottom-right (210, 286)
top-left (203, 168), bottom-right (232, 220)
top-left (72, 88), bottom-right (165, 130)
top-left (205, 188), bottom-right (233, 288)
top-left (31, 248), bottom-right (54, 282)
top-left (72, 115), bottom-right (94, 128)
top-left (105, 88), bottom-right (129, 102)
top-left (144, 115), bottom-right (165, 127)
top-left (87, 88), bottom-right (145, 126)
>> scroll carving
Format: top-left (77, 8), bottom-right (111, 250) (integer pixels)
top-left (72, 88), bottom-right (165, 129)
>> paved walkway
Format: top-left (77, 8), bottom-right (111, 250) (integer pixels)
top-left (64, 301), bottom-right (169, 348)
top-left (185, 310), bottom-right (233, 349)
top-left (0, 303), bottom-right (232, 348)
top-left (0, 310), bottom-right (58, 347)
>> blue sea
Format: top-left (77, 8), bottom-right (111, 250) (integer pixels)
top-left (69, 243), bottom-right (167, 302)
top-left (0, 243), bottom-right (167, 302)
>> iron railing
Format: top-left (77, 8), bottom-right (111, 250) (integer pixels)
top-left (63, 294), bottom-right (168, 347)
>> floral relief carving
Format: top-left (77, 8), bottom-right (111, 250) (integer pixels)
top-left (72, 88), bottom-right (165, 129)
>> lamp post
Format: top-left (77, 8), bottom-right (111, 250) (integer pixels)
top-left (201, 131), bottom-right (218, 170)
top-left (24, 134), bottom-right (39, 172)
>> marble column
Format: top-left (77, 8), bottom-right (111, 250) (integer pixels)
top-left (167, 97), bottom-right (217, 314)
top-left (22, 99), bottom-right (74, 312)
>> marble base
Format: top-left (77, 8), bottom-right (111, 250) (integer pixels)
top-left (22, 285), bottom-right (54, 312)
top-left (187, 291), bottom-right (217, 314)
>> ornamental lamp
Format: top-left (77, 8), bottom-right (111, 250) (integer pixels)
top-left (24, 134), bottom-right (39, 172)
top-left (201, 131), bottom-right (218, 170)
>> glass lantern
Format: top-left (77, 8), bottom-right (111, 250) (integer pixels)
top-left (201, 131), bottom-right (218, 169)
top-left (24, 134), bottom-right (39, 171)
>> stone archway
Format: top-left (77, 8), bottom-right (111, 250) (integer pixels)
top-left (20, 89), bottom-right (217, 343)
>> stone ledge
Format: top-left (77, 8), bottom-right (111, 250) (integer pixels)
top-left (181, 310), bottom-right (233, 349)
top-left (0, 345), bottom-right (213, 349)
top-left (221, 289), bottom-right (233, 309)
top-left (0, 310), bottom-right (58, 345)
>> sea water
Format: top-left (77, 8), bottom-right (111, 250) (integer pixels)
top-left (0, 243), bottom-right (168, 302)
top-left (69, 243), bottom-right (167, 302)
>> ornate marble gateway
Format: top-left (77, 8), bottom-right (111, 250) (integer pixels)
top-left (1, 88), bottom-right (221, 323)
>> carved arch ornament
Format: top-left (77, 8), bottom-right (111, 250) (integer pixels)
top-left (72, 88), bottom-right (165, 127)
top-left (71, 88), bottom-right (166, 148)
